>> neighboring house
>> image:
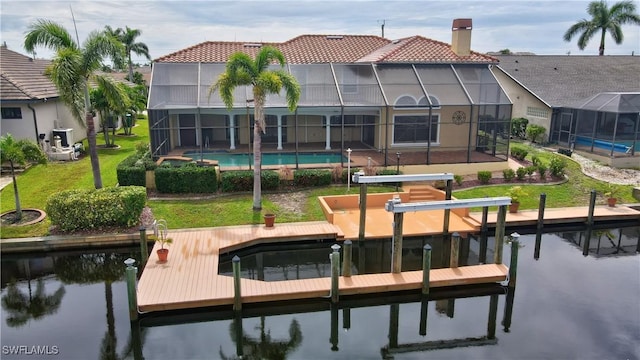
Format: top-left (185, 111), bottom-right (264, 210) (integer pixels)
top-left (147, 19), bottom-right (513, 170)
top-left (493, 55), bottom-right (639, 166)
top-left (0, 44), bottom-right (79, 147)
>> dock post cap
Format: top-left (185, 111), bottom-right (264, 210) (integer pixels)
top-left (423, 244), bottom-right (432, 250)
top-left (331, 244), bottom-right (341, 252)
top-left (510, 232), bottom-right (520, 239)
top-left (124, 258), bottom-right (136, 267)
top-left (232, 255), bottom-right (240, 262)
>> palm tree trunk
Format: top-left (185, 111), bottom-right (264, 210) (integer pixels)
top-left (128, 53), bottom-right (134, 85)
top-left (84, 80), bottom-right (103, 189)
top-left (252, 96), bottom-right (265, 211)
top-left (10, 160), bottom-right (22, 221)
top-left (599, 28), bottom-right (606, 56)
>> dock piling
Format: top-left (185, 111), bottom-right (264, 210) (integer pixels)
top-left (390, 197), bottom-right (404, 274)
top-left (232, 256), bottom-right (242, 311)
top-left (450, 232), bottom-right (460, 268)
top-left (330, 304), bottom-right (339, 351)
top-left (422, 244), bottom-right (432, 295)
top-left (479, 206), bottom-right (489, 263)
top-left (342, 240), bottom-right (352, 277)
top-left (331, 244), bottom-right (341, 303)
top-left (508, 233), bottom-right (520, 289)
top-left (584, 190), bottom-right (597, 256)
top-left (124, 258), bottom-right (138, 321)
top-left (494, 205), bottom-right (507, 264)
top-left (419, 297), bottom-right (429, 336)
top-left (358, 181), bottom-right (368, 243)
top-left (139, 227), bottom-right (148, 267)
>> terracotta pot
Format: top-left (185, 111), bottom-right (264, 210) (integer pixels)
top-left (157, 248), bottom-right (169, 262)
top-left (607, 197), bottom-right (617, 207)
top-left (509, 202), bottom-right (520, 213)
top-left (264, 214), bottom-right (276, 228)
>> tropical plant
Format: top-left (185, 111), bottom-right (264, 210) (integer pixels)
top-left (507, 185), bottom-right (528, 203)
top-left (563, 0), bottom-right (640, 55)
top-left (0, 134), bottom-right (47, 221)
top-left (526, 124), bottom-right (547, 143)
top-left (209, 46), bottom-right (301, 210)
top-left (24, 19), bottom-right (123, 189)
top-left (105, 26), bottom-right (151, 86)
top-left (90, 78), bottom-right (131, 147)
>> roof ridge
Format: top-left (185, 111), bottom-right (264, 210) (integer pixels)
top-left (376, 36), bottom-right (421, 62)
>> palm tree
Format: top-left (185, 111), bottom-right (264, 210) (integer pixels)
top-left (90, 77), bottom-right (132, 147)
top-left (24, 19), bottom-right (123, 189)
top-left (563, 0), bottom-right (640, 55)
top-left (209, 46), bottom-right (300, 210)
top-left (220, 316), bottom-right (303, 359)
top-left (118, 26), bottom-right (151, 85)
top-left (0, 134), bottom-right (46, 221)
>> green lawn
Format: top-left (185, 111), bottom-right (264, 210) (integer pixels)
top-left (1, 126), bottom-right (634, 239)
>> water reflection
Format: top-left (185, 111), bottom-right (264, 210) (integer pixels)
top-left (556, 226), bottom-right (640, 257)
top-left (1, 277), bottom-right (65, 327)
top-left (219, 316), bottom-right (302, 359)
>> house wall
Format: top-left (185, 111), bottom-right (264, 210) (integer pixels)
top-left (493, 67), bottom-right (552, 136)
top-left (1, 100), bottom-right (80, 143)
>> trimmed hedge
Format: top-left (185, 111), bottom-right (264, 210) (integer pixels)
top-left (219, 170), bottom-right (279, 192)
top-left (477, 171), bottom-right (492, 184)
top-left (155, 163), bottom-right (218, 193)
top-left (294, 169), bottom-right (332, 187)
top-left (46, 186), bottom-right (146, 232)
top-left (510, 147), bottom-right (528, 161)
top-left (117, 154), bottom-right (146, 186)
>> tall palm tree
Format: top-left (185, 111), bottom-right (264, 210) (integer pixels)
top-left (563, 0), bottom-right (640, 55)
top-left (24, 19), bottom-right (123, 189)
top-left (119, 26), bottom-right (151, 84)
top-left (90, 77), bottom-right (132, 147)
top-left (0, 134), bottom-right (46, 221)
top-left (209, 46), bottom-right (300, 210)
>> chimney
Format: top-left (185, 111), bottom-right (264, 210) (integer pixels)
top-left (451, 18), bottom-right (472, 57)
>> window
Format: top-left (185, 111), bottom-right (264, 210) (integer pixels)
top-left (1, 107), bottom-right (22, 119)
top-left (393, 114), bottom-right (439, 144)
top-left (526, 107), bottom-right (549, 118)
top-left (394, 95), bottom-right (439, 109)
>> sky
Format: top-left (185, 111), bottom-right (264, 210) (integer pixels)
top-left (1, 0), bottom-right (639, 63)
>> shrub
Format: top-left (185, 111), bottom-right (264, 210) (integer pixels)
top-left (531, 155), bottom-right (542, 167)
top-left (46, 186), bottom-right (146, 232)
top-left (511, 117), bottom-right (529, 139)
top-left (525, 165), bottom-right (537, 178)
top-left (378, 169), bottom-right (400, 176)
top-left (339, 167), bottom-right (361, 184)
top-left (155, 163), bottom-right (218, 193)
top-left (526, 124), bottom-right (546, 143)
top-left (510, 147), bottom-right (528, 161)
top-left (220, 170), bottom-right (279, 192)
top-left (117, 154), bottom-right (146, 186)
top-left (549, 155), bottom-right (567, 178)
top-left (502, 168), bottom-right (515, 182)
top-left (516, 166), bottom-right (527, 180)
top-left (477, 171), bottom-right (492, 184)
top-left (537, 164), bottom-right (547, 180)
top-left (454, 174), bottom-right (463, 186)
top-left (294, 169), bottom-right (332, 187)
top-left (331, 165), bottom-right (344, 183)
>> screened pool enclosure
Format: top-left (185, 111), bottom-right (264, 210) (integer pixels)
top-left (552, 92), bottom-right (639, 157)
top-left (148, 62), bottom-right (512, 167)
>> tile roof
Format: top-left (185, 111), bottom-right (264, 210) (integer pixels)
top-left (357, 35), bottom-right (497, 63)
top-left (155, 34), bottom-right (496, 64)
top-left (0, 46), bottom-right (59, 101)
top-left (495, 55), bottom-right (640, 107)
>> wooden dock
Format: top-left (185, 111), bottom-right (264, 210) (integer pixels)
top-left (136, 203), bottom-right (640, 314)
top-left (137, 221), bottom-right (508, 312)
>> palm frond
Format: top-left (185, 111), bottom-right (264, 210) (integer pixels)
top-left (24, 19), bottom-right (77, 53)
top-left (82, 30), bottom-right (123, 75)
top-left (45, 48), bottom-right (85, 123)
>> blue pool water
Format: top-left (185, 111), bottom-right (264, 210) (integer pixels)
top-left (575, 136), bottom-right (638, 153)
top-left (184, 151), bottom-right (347, 166)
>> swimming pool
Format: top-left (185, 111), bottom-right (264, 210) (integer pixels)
top-left (184, 151), bottom-right (347, 166)
top-left (575, 136), bottom-right (637, 153)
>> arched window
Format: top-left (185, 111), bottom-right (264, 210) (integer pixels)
top-left (394, 95), bottom-right (417, 109)
top-left (417, 95), bottom-right (440, 109)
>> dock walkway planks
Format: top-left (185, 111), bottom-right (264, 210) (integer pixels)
top-left (137, 221), bottom-right (508, 313)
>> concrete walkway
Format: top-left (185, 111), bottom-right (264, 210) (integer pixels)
top-left (0, 176), bottom-right (12, 191)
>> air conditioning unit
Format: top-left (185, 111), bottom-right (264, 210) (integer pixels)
top-left (52, 128), bottom-right (73, 148)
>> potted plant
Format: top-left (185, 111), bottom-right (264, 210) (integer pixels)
top-left (148, 221), bottom-right (173, 262)
top-left (264, 213), bottom-right (276, 228)
top-left (507, 186), bottom-right (527, 213)
top-left (603, 184), bottom-right (622, 207)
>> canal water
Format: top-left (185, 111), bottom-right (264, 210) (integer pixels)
top-left (1, 227), bottom-right (639, 359)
